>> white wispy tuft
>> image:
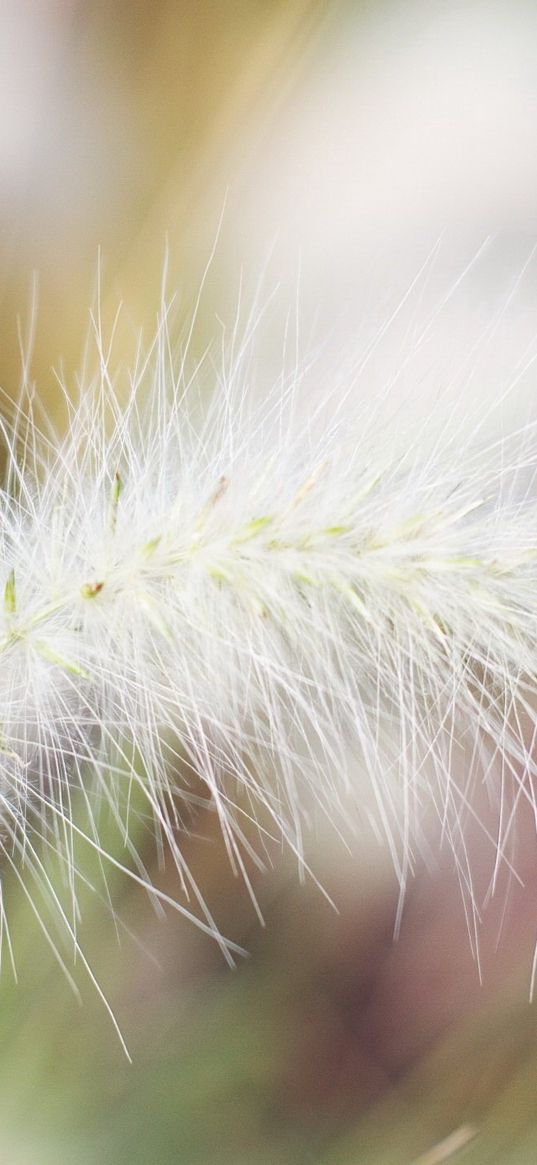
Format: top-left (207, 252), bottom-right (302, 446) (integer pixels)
top-left (1, 273), bottom-right (537, 1011)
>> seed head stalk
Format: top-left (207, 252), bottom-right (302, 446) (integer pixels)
top-left (0, 285), bottom-right (536, 1019)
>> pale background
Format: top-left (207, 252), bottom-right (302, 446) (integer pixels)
top-left (1, 3), bottom-right (537, 1162)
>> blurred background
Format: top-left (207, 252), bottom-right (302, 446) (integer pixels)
top-left (2, 1), bottom-right (537, 1161)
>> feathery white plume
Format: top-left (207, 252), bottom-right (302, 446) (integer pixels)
top-left (0, 272), bottom-right (537, 1002)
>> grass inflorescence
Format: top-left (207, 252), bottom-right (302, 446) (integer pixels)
top-left (0, 283), bottom-right (536, 1016)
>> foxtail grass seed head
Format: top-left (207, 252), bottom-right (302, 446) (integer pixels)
top-left (1, 270), bottom-right (537, 1018)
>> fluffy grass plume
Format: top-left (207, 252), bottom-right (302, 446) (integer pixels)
top-left (1, 262), bottom-right (537, 1010)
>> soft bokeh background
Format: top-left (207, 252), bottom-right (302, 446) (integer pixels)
top-left (2, 1), bottom-right (537, 1162)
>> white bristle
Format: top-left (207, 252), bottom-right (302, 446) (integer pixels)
top-left (0, 277), bottom-right (536, 988)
